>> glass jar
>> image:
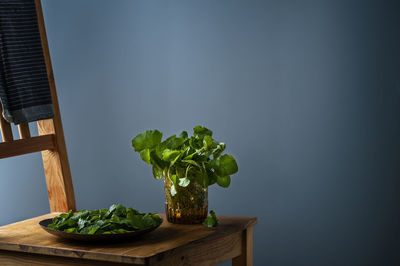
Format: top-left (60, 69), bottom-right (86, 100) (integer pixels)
top-left (164, 175), bottom-right (208, 224)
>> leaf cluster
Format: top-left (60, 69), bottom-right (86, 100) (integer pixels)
top-left (47, 204), bottom-right (162, 235)
top-left (202, 210), bottom-right (219, 227)
top-left (132, 126), bottom-right (238, 196)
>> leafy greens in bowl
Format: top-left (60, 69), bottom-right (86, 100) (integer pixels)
top-left (45, 204), bottom-right (162, 235)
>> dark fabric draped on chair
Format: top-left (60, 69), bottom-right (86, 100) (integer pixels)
top-left (0, 0), bottom-right (53, 124)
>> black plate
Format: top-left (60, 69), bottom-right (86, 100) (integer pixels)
top-left (39, 217), bottom-right (163, 241)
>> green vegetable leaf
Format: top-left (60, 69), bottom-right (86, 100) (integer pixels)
top-left (182, 159), bottom-right (201, 168)
top-left (170, 184), bottom-right (177, 196)
top-left (164, 136), bottom-right (186, 150)
top-left (207, 170), bottom-right (217, 186)
top-left (193, 126), bottom-right (213, 138)
top-left (140, 149), bottom-right (151, 164)
top-left (108, 203), bottom-right (122, 214)
top-left (197, 170), bottom-right (209, 188)
top-left (132, 130), bottom-right (162, 152)
top-left (216, 175), bottom-right (231, 188)
top-left (203, 135), bottom-right (213, 149)
top-left (150, 151), bottom-right (166, 169)
top-left (212, 143), bottom-right (226, 159)
top-left (211, 154), bottom-right (238, 176)
top-left (189, 137), bottom-right (202, 150)
top-left (170, 151), bottom-right (182, 167)
top-left (152, 165), bottom-right (163, 179)
top-left (170, 174), bottom-right (178, 185)
top-left (128, 215), bottom-right (146, 229)
top-left (77, 218), bottom-right (86, 230)
top-left (64, 228), bottom-right (78, 233)
top-left (87, 226), bottom-right (100, 235)
top-left (203, 210), bottom-right (219, 227)
top-left (162, 149), bottom-right (181, 162)
top-left (178, 177), bottom-right (190, 187)
top-left (179, 131), bottom-right (188, 139)
top-left (175, 167), bottom-right (185, 178)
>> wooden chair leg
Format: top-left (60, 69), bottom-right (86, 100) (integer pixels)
top-left (232, 226), bottom-right (253, 266)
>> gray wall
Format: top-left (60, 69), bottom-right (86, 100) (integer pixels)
top-left (1, 1), bottom-right (399, 265)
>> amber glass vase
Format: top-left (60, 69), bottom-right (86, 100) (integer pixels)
top-left (164, 176), bottom-right (208, 224)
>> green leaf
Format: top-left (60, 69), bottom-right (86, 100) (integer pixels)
top-left (182, 159), bottom-right (201, 168)
top-left (203, 135), bottom-right (213, 149)
top-left (175, 167), bottom-right (185, 178)
top-left (193, 126), bottom-right (213, 138)
top-left (128, 215), bottom-right (145, 229)
top-left (108, 203), bottom-right (121, 214)
top-left (132, 130), bottom-right (162, 152)
top-left (110, 215), bottom-right (120, 223)
top-left (77, 218), bottom-right (86, 230)
top-left (178, 177), bottom-right (190, 187)
top-left (189, 137), bottom-right (202, 150)
top-left (197, 170), bottom-right (209, 188)
top-left (162, 149), bottom-right (181, 162)
top-left (216, 175), bottom-right (231, 188)
top-left (70, 210), bottom-right (89, 221)
top-left (87, 226), bottom-right (100, 235)
top-left (80, 225), bottom-right (99, 234)
top-left (152, 165), bottom-right (163, 179)
top-left (170, 151), bottom-right (182, 167)
top-left (150, 150), bottom-right (166, 169)
top-left (179, 131), bottom-right (188, 139)
top-left (140, 149), bottom-right (151, 164)
top-left (164, 136), bottom-right (186, 150)
top-left (170, 184), bottom-right (177, 196)
top-left (203, 210), bottom-right (218, 227)
top-left (207, 170), bottom-right (217, 186)
top-left (64, 228), bottom-right (78, 233)
top-left (211, 154), bottom-right (238, 176)
top-left (212, 143), bottom-right (226, 159)
top-left (170, 174), bottom-right (178, 185)
top-left (126, 207), bottom-right (139, 217)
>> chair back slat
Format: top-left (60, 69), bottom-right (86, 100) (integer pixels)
top-left (17, 123), bottom-right (31, 139)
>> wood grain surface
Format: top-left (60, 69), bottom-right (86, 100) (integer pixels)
top-left (0, 213), bottom-right (257, 265)
top-left (232, 227), bottom-right (253, 266)
top-left (17, 123), bottom-right (31, 139)
top-left (0, 135), bottom-right (55, 159)
top-left (35, 0), bottom-right (76, 213)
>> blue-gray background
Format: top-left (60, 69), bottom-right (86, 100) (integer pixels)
top-left (1, 0), bottom-right (399, 265)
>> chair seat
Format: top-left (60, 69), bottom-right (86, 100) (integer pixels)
top-left (0, 212), bottom-right (257, 265)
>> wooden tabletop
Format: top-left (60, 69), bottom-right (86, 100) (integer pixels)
top-left (0, 213), bottom-right (257, 265)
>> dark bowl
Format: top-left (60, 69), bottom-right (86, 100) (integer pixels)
top-left (39, 217), bottom-right (163, 241)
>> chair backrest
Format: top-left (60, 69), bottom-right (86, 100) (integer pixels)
top-left (0, 0), bottom-right (76, 213)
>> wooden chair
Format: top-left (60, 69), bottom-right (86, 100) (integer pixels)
top-left (0, 0), bottom-right (76, 213)
top-left (0, 1), bottom-right (257, 265)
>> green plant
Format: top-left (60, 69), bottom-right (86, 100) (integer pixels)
top-left (47, 204), bottom-right (162, 234)
top-left (203, 210), bottom-right (219, 227)
top-left (131, 126), bottom-right (238, 196)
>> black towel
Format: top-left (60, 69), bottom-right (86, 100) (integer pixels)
top-left (0, 0), bottom-right (54, 124)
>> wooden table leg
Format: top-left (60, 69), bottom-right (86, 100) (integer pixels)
top-left (232, 226), bottom-right (253, 266)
